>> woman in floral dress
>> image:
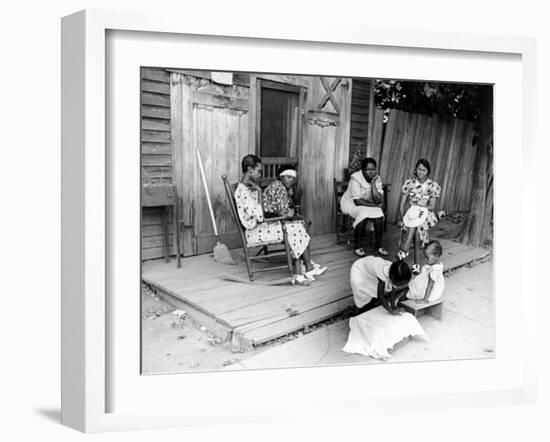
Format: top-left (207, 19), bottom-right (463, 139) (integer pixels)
top-left (398, 158), bottom-right (442, 261)
top-left (234, 155), bottom-right (326, 283)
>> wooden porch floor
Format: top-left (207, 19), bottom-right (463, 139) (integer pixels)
top-left (142, 226), bottom-right (490, 350)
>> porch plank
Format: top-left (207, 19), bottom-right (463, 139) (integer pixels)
top-left (240, 298), bottom-right (355, 346)
top-left (215, 267), bottom-right (353, 326)
top-left (143, 228), bottom-right (491, 350)
top-left (197, 259), bottom-right (354, 312)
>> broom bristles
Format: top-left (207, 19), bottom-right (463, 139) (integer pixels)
top-left (213, 241), bottom-right (237, 265)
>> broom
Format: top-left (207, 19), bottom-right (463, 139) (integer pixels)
top-left (196, 148), bottom-right (236, 265)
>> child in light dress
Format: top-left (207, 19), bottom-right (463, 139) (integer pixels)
top-left (406, 240), bottom-right (445, 303)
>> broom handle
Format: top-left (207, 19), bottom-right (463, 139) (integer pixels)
top-left (196, 148), bottom-right (219, 238)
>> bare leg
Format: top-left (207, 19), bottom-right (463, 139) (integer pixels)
top-left (301, 246), bottom-right (313, 272)
top-left (414, 230), bottom-right (419, 265)
top-left (373, 216), bottom-right (384, 249)
top-left (401, 227), bottom-right (416, 252)
top-left (354, 219), bottom-right (368, 250)
top-left (293, 258), bottom-right (301, 275)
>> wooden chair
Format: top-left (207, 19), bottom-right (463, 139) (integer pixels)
top-left (333, 179), bottom-right (354, 246)
top-left (222, 175), bottom-right (294, 281)
top-left (333, 178), bottom-right (390, 247)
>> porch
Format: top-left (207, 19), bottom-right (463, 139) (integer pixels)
top-left (142, 226), bottom-right (489, 351)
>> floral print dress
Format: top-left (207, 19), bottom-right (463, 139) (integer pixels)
top-left (262, 180), bottom-right (311, 258)
top-left (234, 183), bottom-right (309, 259)
top-left (401, 178), bottom-right (441, 246)
top-left (263, 180), bottom-right (295, 217)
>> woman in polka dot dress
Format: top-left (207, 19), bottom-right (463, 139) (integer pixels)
top-left (263, 165), bottom-right (327, 280)
top-left (235, 155), bottom-right (326, 283)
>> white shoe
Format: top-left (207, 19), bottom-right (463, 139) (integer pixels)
top-left (397, 250), bottom-right (409, 260)
top-left (304, 266), bottom-right (328, 281)
top-left (310, 260), bottom-right (322, 270)
top-left (377, 247), bottom-right (389, 256)
top-left (303, 261), bottom-right (323, 273)
top-left (354, 248), bottom-right (367, 257)
top-left (291, 274), bottom-right (312, 286)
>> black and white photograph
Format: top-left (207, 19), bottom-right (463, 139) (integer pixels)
top-left (4, 0), bottom-right (548, 438)
top-left (140, 68), bottom-right (494, 373)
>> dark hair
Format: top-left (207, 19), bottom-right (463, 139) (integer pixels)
top-left (389, 260), bottom-right (412, 286)
top-left (277, 164), bottom-right (296, 176)
top-left (414, 158), bottom-right (431, 175)
top-left (241, 154), bottom-right (262, 174)
top-left (361, 157), bottom-right (377, 170)
top-left (425, 240), bottom-right (443, 258)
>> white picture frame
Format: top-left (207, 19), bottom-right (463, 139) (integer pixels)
top-left (61, 9), bottom-right (537, 433)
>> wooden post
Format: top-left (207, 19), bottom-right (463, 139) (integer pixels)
top-left (366, 79), bottom-right (375, 158)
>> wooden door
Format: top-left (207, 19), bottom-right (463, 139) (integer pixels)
top-left (191, 92), bottom-right (249, 254)
top-left (255, 79), bottom-right (304, 184)
top-left (171, 72), bottom-right (250, 257)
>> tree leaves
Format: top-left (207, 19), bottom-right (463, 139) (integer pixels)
top-left (375, 79), bottom-right (483, 123)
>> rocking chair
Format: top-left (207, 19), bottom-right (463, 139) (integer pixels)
top-left (222, 175), bottom-right (294, 281)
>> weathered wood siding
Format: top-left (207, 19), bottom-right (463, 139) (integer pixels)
top-left (303, 76), bottom-right (352, 235)
top-left (141, 67), bottom-right (175, 260)
top-left (369, 109), bottom-right (477, 223)
top-left (349, 79), bottom-right (373, 163)
top-left (171, 73), bottom-right (250, 256)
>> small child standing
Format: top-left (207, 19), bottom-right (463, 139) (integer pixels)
top-left (406, 240), bottom-right (445, 303)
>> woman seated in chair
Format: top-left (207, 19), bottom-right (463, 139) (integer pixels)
top-left (263, 165), bottom-right (308, 225)
top-left (235, 155), bottom-right (327, 284)
top-left (340, 157), bottom-right (388, 257)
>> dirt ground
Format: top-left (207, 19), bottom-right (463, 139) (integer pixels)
top-left (141, 215), bottom-right (493, 374)
top-left (141, 284), bottom-right (348, 373)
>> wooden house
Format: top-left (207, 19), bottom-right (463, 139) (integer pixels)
top-left (141, 68), bottom-right (374, 259)
top-left (141, 68), bottom-right (477, 260)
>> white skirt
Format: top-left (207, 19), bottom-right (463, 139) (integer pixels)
top-left (341, 195), bottom-right (384, 228)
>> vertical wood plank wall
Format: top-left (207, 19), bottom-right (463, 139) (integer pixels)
top-left (349, 79), bottom-right (372, 164)
top-left (170, 73), bottom-right (252, 257)
top-left (302, 76), bottom-right (351, 235)
top-left (374, 109), bottom-right (477, 223)
top-left (141, 67), bottom-right (175, 260)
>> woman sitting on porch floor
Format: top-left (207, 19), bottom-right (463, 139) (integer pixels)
top-left (340, 157), bottom-right (389, 257)
top-left (397, 158), bottom-right (442, 263)
top-left (235, 154), bottom-right (327, 285)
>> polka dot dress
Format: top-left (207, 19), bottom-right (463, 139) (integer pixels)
top-left (235, 183), bottom-right (310, 258)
